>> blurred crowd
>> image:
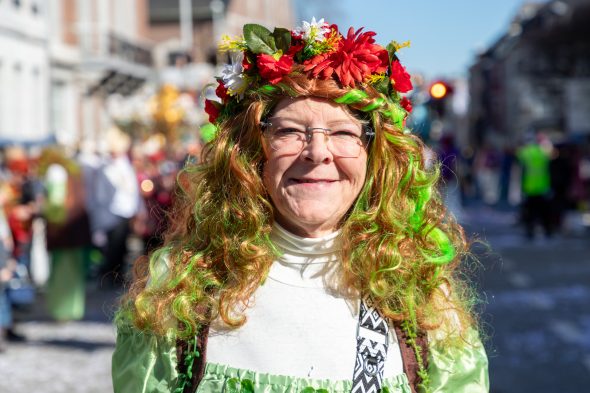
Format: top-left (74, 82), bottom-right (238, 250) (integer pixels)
top-left (0, 127), bottom-right (201, 352)
top-left (434, 131), bottom-right (590, 239)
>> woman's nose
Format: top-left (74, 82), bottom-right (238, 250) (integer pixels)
top-left (301, 132), bottom-right (333, 163)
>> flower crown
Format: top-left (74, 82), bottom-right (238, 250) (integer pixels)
top-left (204, 18), bottom-right (413, 136)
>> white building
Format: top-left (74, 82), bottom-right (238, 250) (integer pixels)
top-left (47, 0), bottom-right (154, 148)
top-left (0, 0), bottom-right (50, 144)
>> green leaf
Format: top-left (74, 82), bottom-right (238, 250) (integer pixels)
top-left (226, 378), bottom-right (240, 393)
top-left (240, 379), bottom-right (255, 393)
top-left (373, 77), bottom-right (390, 96)
top-left (243, 23), bottom-right (276, 54)
top-left (301, 388), bottom-right (316, 393)
top-left (316, 389), bottom-right (329, 393)
top-left (273, 27), bottom-right (292, 53)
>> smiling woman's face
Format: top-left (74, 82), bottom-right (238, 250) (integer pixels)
top-left (262, 97), bottom-right (368, 238)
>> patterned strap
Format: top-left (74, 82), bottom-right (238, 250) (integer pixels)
top-left (351, 298), bottom-right (389, 393)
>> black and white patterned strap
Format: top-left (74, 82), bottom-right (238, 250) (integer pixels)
top-left (351, 298), bottom-right (389, 393)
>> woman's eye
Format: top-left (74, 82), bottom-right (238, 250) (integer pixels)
top-left (332, 130), bottom-right (360, 138)
top-left (275, 128), bottom-right (304, 136)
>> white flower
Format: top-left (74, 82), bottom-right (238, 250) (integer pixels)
top-left (221, 52), bottom-right (247, 98)
top-left (294, 17), bottom-right (330, 42)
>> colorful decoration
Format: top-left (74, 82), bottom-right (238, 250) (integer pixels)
top-left (205, 18), bottom-right (414, 132)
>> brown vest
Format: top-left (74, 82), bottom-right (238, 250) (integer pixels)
top-left (176, 322), bottom-right (428, 393)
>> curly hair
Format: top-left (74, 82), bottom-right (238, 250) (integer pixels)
top-left (118, 69), bottom-right (477, 344)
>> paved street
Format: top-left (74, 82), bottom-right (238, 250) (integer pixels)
top-left (0, 285), bottom-right (120, 393)
top-left (461, 204), bottom-right (590, 393)
top-left (0, 204), bottom-right (588, 392)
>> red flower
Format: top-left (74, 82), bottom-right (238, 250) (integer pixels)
top-left (327, 24), bottom-right (339, 38)
top-left (303, 27), bottom-right (389, 87)
top-left (287, 39), bottom-right (305, 56)
top-left (256, 54), bottom-right (294, 84)
top-left (204, 99), bottom-right (220, 123)
top-left (215, 80), bottom-right (229, 102)
top-left (400, 97), bottom-right (413, 113)
top-left (390, 60), bottom-right (413, 93)
top-left (242, 55), bottom-right (253, 72)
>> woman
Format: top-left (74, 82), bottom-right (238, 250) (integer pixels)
top-left (40, 148), bottom-right (92, 321)
top-left (113, 19), bottom-right (488, 393)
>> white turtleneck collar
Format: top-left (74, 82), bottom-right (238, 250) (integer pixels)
top-left (268, 223), bottom-right (342, 289)
top-left (271, 222), bottom-right (341, 260)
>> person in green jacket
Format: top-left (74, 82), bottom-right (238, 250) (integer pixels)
top-left (112, 18), bottom-right (489, 393)
top-left (516, 134), bottom-right (553, 239)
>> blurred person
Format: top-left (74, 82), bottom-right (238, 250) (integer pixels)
top-left (498, 145), bottom-right (516, 207)
top-left (549, 143), bottom-right (574, 232)
top-left (0, 181), bottom-right (17, 351)
top-left (39, 148), bottom-right (92, 321)
top-left (516, 133), bottom-right (553, 239)
top-left (133, 152), bottom-right (176, 255)
top-left (112, 19), bottom-right (488, 393)
top-left (3, 148), bottom-right (43, 341)
top-left (437, 134), bottom-right (464, 221)
top-left (5, 148), bottom-right (43, 273)
top-left (473, 142), bottom-right (501, 205)
top-left (91, 128), bottom-right (141, 287)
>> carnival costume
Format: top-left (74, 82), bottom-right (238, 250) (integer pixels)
top-left (112, 18), bottom-right (489, 393)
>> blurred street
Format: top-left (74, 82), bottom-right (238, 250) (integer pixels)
top-left (0, 203), bottom-right (587, 392)
top-left (463, 204), bottom-right (590, 393)
top-left (0, 284), bottom-right (120, 393)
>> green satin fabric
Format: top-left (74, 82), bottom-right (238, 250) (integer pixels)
top-left (427, 329), bottom-right (489, 393)
top-left (112, 326), bottom-right (179, 393)
top-left (196, 363), bottom-right (411, 393)
top-left (111, 326), bottom-right (488, 393)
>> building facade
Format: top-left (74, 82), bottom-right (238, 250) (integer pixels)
top-left (147, 0), bottom-right (295, 67)
top-left (48, 0), bottom-right (154, 148)
top-left (469, 0), bottom-right (590, 147)
top-left (1, 0), bottom-right (296, 148)
top-left (0, 0), bottom-right (50, 144)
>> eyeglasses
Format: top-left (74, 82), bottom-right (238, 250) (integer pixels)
top-left (260, 120), bottom-right (374, 158)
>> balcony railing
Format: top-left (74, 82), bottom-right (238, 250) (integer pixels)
top-left (107, 33), bottom-right (153, 67)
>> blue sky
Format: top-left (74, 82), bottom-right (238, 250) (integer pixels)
top-left (294, 0), bottom-right (547, 79)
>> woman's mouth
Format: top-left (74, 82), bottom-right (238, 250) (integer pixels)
top-left (291, 178), bottom-right (336, 184)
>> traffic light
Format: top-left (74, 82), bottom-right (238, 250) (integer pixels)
top-left (428, 80), bottom-right (453, 118)
top-left (430, 82), bottom-right (448, 99)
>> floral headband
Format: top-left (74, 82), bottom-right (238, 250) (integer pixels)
top-left (204, 18), bottom-right (413, 134)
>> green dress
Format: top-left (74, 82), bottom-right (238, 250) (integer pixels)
top-left (111, 324), bottom-right (488, 393)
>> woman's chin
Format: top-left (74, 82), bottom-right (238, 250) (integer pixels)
top-left (277, 209), bottom-right (342, 236)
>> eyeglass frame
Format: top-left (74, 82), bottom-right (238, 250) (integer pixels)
top-left (259, 120), bottom-right (375, 157)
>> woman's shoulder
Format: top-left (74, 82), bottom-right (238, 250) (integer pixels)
top-left (426, 326), bottom-right (489, 393)
top-left (112, 324), bottom-right (180, 393)
top-left (420, 284), bottom-right (489, 392)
